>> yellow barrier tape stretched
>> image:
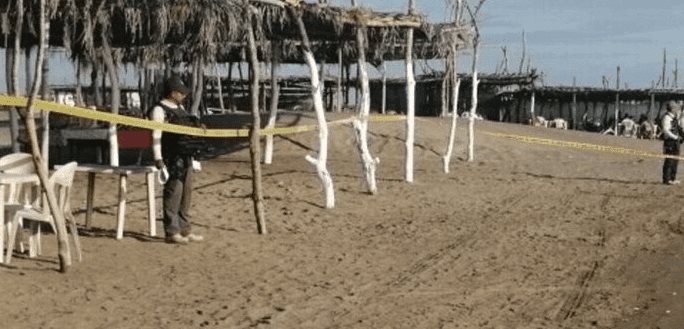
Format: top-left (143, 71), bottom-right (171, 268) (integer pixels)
top-left (0, 95), bottom-right (406, 138)
top-left (484, 131), bottom-right (684, 161)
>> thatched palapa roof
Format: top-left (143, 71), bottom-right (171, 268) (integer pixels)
top-left (0, 0), bottom-right (473, 67)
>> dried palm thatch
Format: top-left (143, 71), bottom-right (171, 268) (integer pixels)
top-left (0, 0), bottom-right (473, 68)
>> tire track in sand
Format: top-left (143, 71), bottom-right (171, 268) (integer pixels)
top-left (555, 195), bottom-right (609, 321)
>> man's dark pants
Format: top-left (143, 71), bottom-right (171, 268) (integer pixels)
top-left (663, 139), bottom-right (680, 183)
top-left (163, 156), bottom-right (193, 237)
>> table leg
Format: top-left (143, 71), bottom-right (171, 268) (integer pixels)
top-left (85, 172), bottom-right (96, 229)
top-left (116, 174), bottom-right (127, 240)
top-left (0, 185), bottom-right (5, 263)
top-left (146, 171), bottom-right (156, 237)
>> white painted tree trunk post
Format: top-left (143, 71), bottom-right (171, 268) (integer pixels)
top-left (246, 10), bottom-right (267, 234)
top-left (615, 65), bottom-right (620, 136)
top-left (571, 92), bottom-right (578, 130)
top-left (22, 0), bottom-right (71, 272)
top-left (41, 51), bottom-right (50, 169)
top-left (264, 55), bottom-right (280, 165)
top-left (9, 0), bottom-right (22, 153)
top-left (101, 35), bottom-right (119, 166)
top-left (466, 3), bottom-right (483, 163)
top-left (443, 0), bottom-right (467, 173)
top-left (336, 47), bottom-right (343, 113)
top-left (443, 78), bottom-right (461, 173)
top-left (467, 71), bottom-right (478, 162)
top-left (381, 61), bottom-right (387, 114)
top-left (190, 56), bottom-right (204, 116)
top-left (529, 91), bottom-right (535, 123)
top-left (216, 66), bottom-right (225, 111)
top-left (351, 0), bottom-right (379, 194)
top-left (441, 62), bottom-right (449, 118)
top-left (75, 58), bottom-right (85, 106)
top-left (25, 48), bottom-right (31, 94)
top-left (405, 0), bottom-right (416, 183)
top-left (290, 7), bottom-right (335, 208)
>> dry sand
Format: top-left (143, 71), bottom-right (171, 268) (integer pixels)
top-left (1, 114), bottom-right (683, 329)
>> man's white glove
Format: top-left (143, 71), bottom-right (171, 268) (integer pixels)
top-left (158, 166), bottom-right (169, 184)
top-left (155, 159), bottom-right (169, 184)
top-left (192, 159), bottom-right (202, 172)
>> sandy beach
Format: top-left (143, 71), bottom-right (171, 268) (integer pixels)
top-left (1, 114), bottom-right (683, 329)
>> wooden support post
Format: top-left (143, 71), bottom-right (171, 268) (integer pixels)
top-left (145, 171), bottom-right (156, 237)
top-left (529, 91), bottom-right (536, 122)
top-left (405, 0), bottom-right (416, 182)
top-left (441, 67), bottom-right (449, 117)
top-left (238, 59), bottom-right (245, 99)
top-left (649, 91), bottom-right (655, 118)
top-left (615, 65), bottom-right (620, 136)
top-left (466, 2), bottom-right (485, 162)
top-left (25, 48), bottom-right (31, 94)
top-left (572, 93), bottom-right (578, 130)
top-left (443, 78), bottom-right (461, 174)
top-left (355, 63), bottom-right (361, 107)
top-left (22, 0), bottom-right (71, 272)
top-left (217, 66), bottom-right (225, 111)
top-left (116, 174), bottom-right (127, 240)
top-left (85, 172), bottom-right (95, 229)
top-left (443, 3), bottom-right (463, 174)
top-left (289, 6), bottom-right (335, 208)
top-left (75, 58), bottom-right (84, 106)
top-left (336, 46), bottom-right (343, 113)
top-left (264, 47), bottom-right (280, 165)
top-left (247, 7), bottom-right (267, 233)
top-left (351, 0), bottom-right (379, 194)
top-left (381, 61), bottom-right (387, 114)
top-left (344, 64), bottom-right (351, 107)
top-left (228, 62), bottom-right (235, 111)
top-left (92, 65), bottom-right (103, 108)
top-left (9, 0), bottom-right (22, 153)
top-left (101, 36), bottom-right (120, 166)
top-left (571, 77), bottom-right (577, 130)
top-left (190, 56), bottom-right (204, 116)
top-left (41, 50), bottom-right (50, 168)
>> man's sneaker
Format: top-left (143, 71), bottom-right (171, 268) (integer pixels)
top-left (184, 233), bottom-right (204, 242)
top-left (667, 180), bottom-right (682, 185)
top-left (165, 233), bottom-right (189, 244)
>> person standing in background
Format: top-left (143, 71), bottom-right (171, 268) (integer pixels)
top-left (661, 101), bottom-right (682, 185)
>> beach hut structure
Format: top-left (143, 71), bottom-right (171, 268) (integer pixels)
top-left (497, 87), bottom-right (684, 131)
top-left (1, 0), bottom-right (474, 269)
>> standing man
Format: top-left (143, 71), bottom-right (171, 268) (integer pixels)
top-left (661, 101), bottom-right (682, 185)
top-left (149, 75), bottom-right (205, 244)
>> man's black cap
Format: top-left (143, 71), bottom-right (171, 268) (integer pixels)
top-left (164, 75), bottom-right (191, 95)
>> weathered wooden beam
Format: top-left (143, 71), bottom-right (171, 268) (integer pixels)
top-left (404, 0), bottom-right (416, 183)
top-left (23, 0), bottom-right (71, 272)
top-left (289, 5), bottom-right (335, 208)
top-left (351, 0), bottom-right (378, 195)
top-left (246, 7), bottom-right (267, 234)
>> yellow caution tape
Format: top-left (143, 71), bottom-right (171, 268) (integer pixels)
top-left (0, 95), bottom-right (406, 138)
top-left (484, 131), bottom-right (684, 161)
top-left (4, 94), bottom-right (673, 161)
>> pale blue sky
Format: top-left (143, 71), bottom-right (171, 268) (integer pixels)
top-left (3, 1), bottom-right (684, 90)
top-left (363, 0), bottom-right (684, 88)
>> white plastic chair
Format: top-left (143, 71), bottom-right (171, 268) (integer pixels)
top-left (0, 152), bottom-right (35, 260)
top-left (0, 152), bottom-right (36, 204)
top-left (5, 162), bottom-right (82, 264)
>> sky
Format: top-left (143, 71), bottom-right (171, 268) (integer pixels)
top-left (3, 0), bottom-right (684, 90)
top-left (363, 0), bottom-right (684, 88)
